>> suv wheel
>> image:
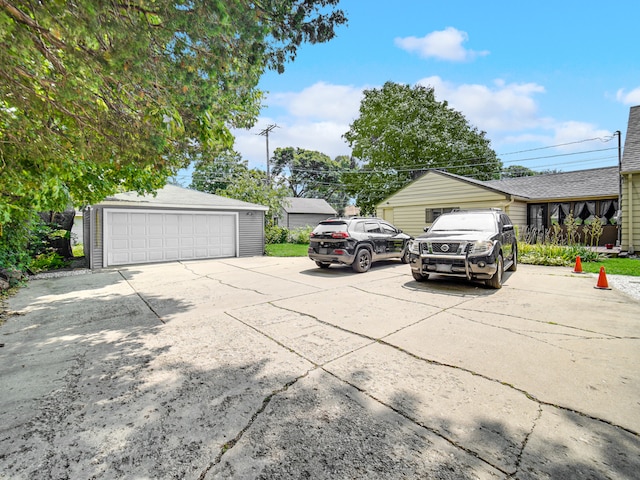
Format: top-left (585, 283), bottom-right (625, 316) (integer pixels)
top-left (507, 245), bottom-right (517, 272)
top-left (486, 254), bottom-right (503, 289)
top-left (400, 248), bottom-right (410, 264)
top-left (412, 271), bottom-right (429, 282)
top-left (315, 261), bottom-right (330, 269)
top-left (352, 249), bottom-right (372, 273)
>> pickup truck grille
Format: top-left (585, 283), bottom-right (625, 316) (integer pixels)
top-left (431, 242), bottom-right (461, 254)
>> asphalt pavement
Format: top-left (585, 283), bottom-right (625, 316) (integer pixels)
top-left (1, 257), bottom-right (639, 479)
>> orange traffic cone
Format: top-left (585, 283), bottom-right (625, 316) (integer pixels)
top-left (573, 256), bottom-right (583, 274)
top-left (594, 266), bottom-right (611, 290)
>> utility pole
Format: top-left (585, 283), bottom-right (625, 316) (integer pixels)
top-left (258, 124), bottom-right (278, 186)
top-left (614, 130), bottom-right (622, 246)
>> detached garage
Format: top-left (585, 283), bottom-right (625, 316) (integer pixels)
top-left (83, 185), bottom-right (268, 269)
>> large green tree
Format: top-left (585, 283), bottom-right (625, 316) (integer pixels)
top-left (342, 81), bottom-right (502, 214)
top-left (501, 165), bottom-right (538, 178)
top-left (271, 147), bottom-right (353, 212)
top-left (190, 150), bottom-right (248, 193)
top-left (190, 151), bottom-right (288, 225)
top-left (0, 0), bottom-right (347, 224)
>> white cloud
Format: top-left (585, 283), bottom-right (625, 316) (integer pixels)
top-left (230, 82), bottom-right (366, 168)
top-left (550, 121), bottom-right (613, 150)
top-left (616, 87), bottom-right (640, 105)
top-left (230, 77), bottom-right (615, 172)
top-left (268, 82), bottom-right (364, 123)
top-left (417, 76), bottom-right (547, 132)
top-left (395, 27), bottom-right (489, 62)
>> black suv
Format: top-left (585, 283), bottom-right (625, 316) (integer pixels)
top-left (308, 217), bottom-right (412, 273)
top-left (408, 209), bottom-right (517, 289)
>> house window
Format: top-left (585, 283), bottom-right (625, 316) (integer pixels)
top-left (550, 203), bottom-right (570, 225)
top-left (425, 207), bottom-right (457, 223)
top-left (529, 200), bottom-right (618, 230)
top-left (600, 199), bottom-right (618, 225)
top-left (528, 204), bottom-right (547, 231)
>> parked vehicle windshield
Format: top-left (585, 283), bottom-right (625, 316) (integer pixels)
top-left (430, 213), bottom-right (496, 232)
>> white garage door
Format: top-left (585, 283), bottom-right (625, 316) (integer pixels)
top-left (104, 209), bottom-right (237, 266)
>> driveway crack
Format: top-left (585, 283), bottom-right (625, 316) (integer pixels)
top-left (510, 405), bottom-right (543, 478)
top-left (197, 369), bottom-right (313, 480)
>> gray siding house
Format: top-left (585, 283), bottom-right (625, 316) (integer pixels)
top-left (84, 185), bottom-right (268, 269)
top-left (278, 197), bottom-right (337, 229)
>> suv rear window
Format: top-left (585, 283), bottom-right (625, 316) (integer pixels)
top-left (314, 221), bottom-right (348, 234)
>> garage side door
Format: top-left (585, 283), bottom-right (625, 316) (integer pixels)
top-left (105, 210), bottom-right (237, 266)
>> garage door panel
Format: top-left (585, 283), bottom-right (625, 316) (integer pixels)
top-left (131, 252), bottom-right (149, 263)
top-left (106, 210), bottom-right (236, 266)
top-left (149, 237), bottom-right (163, 248)
top-left (165, 237), bottom-right (179, 248)
top-left (165, 249), bottom-right (179, 260)
top-left (131, 238), bottom-right (146, 249)
top-left (148, 251), bottom-right (165, 262)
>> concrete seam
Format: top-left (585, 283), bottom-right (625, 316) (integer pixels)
top-left (117, 271), bottom-right (166, 324)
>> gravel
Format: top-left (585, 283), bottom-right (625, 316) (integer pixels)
top-left (607, 274), bottom-right (640, 302)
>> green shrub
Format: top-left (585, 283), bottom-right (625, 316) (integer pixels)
top-left (29, 251), bottom-right (70, 273)
top-left (72, 244), bottom-right (84, 257)
top-left (288, 226), bottom-right (312, 244)
top-left (518, 242), bottom-right (603, 266)
top-left (0, 213), bottom-right (38, 278)
top-left (265, 224), bottom-right (288, 244)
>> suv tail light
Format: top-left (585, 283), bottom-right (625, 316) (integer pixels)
top-left (331, 232), bottom-right (349, 239)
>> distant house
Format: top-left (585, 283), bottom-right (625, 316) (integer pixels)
top-left (344, 205), bottom-right (361, 217)
top-left (278, 197), bottom-right (337, 229)
top-left (376, 166), bottom-right (620, 247)
top-left (621, 105), bottom-right (640, 254)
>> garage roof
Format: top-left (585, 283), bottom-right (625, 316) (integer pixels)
top-left (282, 197), bottom-right (337, 214)
top-left (98, 185), bottom-right (269, 211)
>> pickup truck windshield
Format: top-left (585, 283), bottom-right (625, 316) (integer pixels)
top-left (431, 213), bottom-right (496, 232)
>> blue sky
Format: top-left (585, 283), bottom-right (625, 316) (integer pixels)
top-left (179, 0), bottom-right (640, 184)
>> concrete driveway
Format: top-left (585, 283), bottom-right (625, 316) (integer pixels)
top-left (1, 257), bottom-right (639, 479)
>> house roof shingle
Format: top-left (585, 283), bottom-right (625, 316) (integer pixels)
top-left (282, 197), bottom-right (337, 215)
top-left (622, 105), bottom-right (640, 173)
top-left (483, 166), bottom-right (620, 200)
top-left (99, 184), bottom-right (269, 211)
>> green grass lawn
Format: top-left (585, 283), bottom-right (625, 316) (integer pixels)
top-left (576, 257), bottom-right (640, 276)
top-left (265, 243), bottom-right (309, 257)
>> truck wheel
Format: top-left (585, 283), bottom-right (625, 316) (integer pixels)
top-left (412, 271), bottom-right (429, 282)
top-left (352, 249), bottom-right (371, 273)
top-left (315, 262), bottom-right (330, 269)
top-left (486, 254), bottom-right (503, 289)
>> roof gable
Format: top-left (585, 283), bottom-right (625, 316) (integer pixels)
top-left (282, 197), bottom-right (337, 215)
top-left (98, 185), bottom-right (269, 211)
top-left (622, 105), bottom-right (640, 173)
